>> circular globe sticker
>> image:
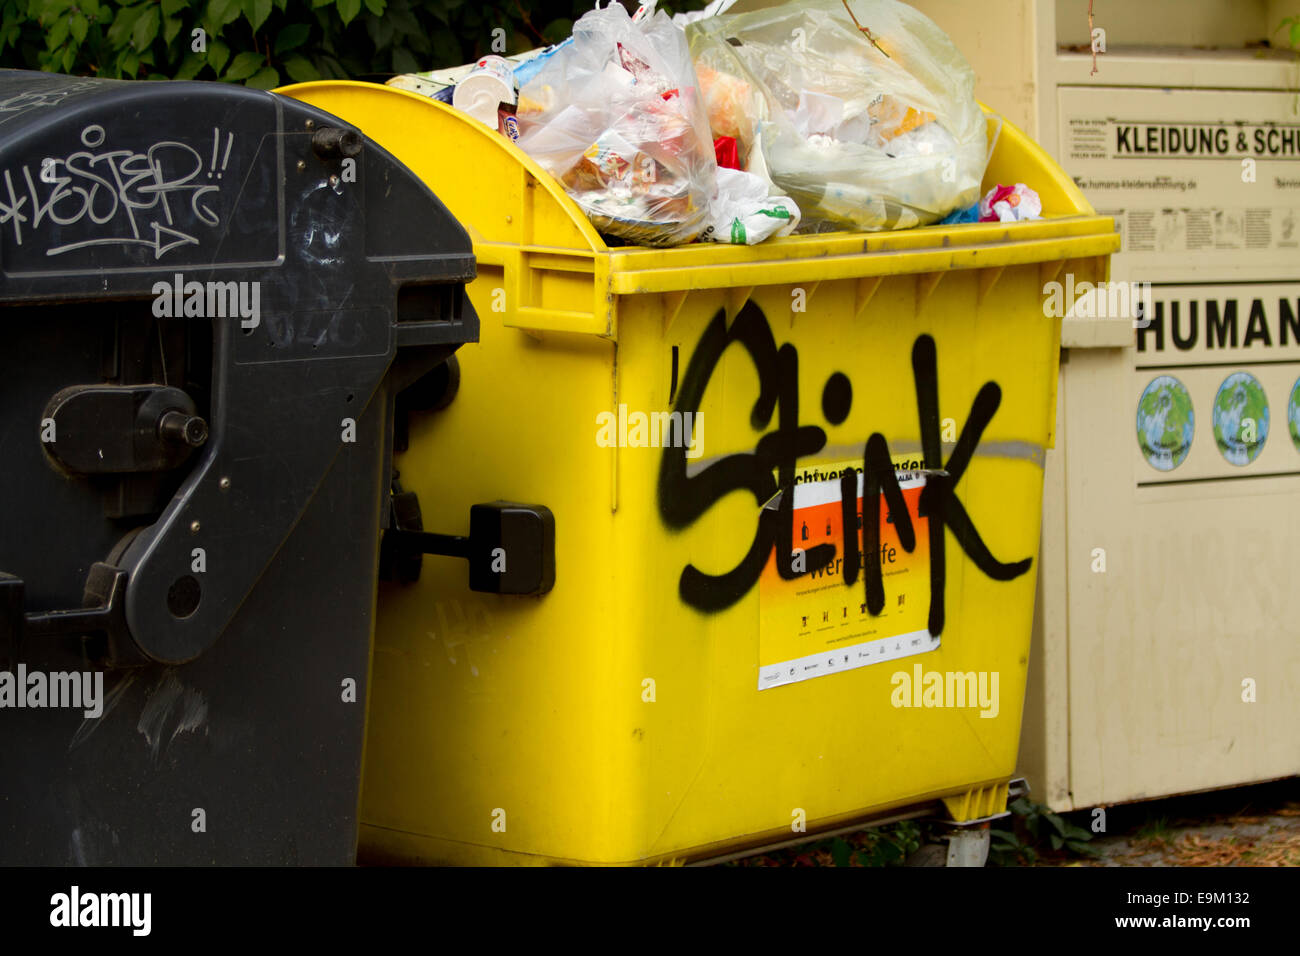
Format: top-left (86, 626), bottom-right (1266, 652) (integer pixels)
top-left (1289, 377), bottom-right (1300, 452)
top-left (1136, 375), bottom-right (1194, 471)
top-left (1212, 372), bottom-right (1268, 466)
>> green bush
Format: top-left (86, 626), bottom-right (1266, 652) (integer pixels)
top-left (0, 0), bottom-right (704, 86)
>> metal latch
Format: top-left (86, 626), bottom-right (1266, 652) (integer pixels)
top-left (380, 488), bottom-right (555, 596)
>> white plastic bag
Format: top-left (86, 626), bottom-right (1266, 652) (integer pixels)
top-left (687, 0), bottom-right (988, 233)
top-left (514, 2), bottom-right (717, 246)
top-left (701, 167), bottom-right (800, 244)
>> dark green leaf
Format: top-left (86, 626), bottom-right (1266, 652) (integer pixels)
top-left (132, 6), bottom-right (158, 51)
top-left (46, 15), bottom-right (69, 48)
top-left (390, 45), bottom-right (418, 73)
top-left (176, 48), bottom-right (206, 79)
top-left (118, 47), bottom-right (140, 76)
top-left (223, 49), bottom-right (264, 80)
top-left (363, 0), bottom-right (384, 15)
top-left (242, 0), bottom-right (271, 34)
top-left (69, 12), bottom-right (87, 43)
top-left (1049, 833), bottom-right (1064, 850)
top-left (1064, 823), bottom-right (1093, 841)
top-left (316, 19), bottom-right (336, 54)
top-left (406, 29), bottom-right (432, 56)
top-left (282, 53), bottom-right (319, 82)
top-left (163, 14), bottom-right (181, 45)
top-left (387, 0), bottom-right (420, 36)
top-left (830, 837), bottom-right (851, 867)
top-left (207, 38), bottom-right (230, 73)
top-left (245, 65), bottom-right (279, 88)
top-left (312, 51), bottom-right (346, 78)
top-left (105, 4), bottom-right (144, 47)
top-left (160, 0), bottom-right (185, 15)
top-left (274, 22), bottom-right (310, 53)
top-left (337, 0), bottom-right (361, 26)
top-left (208, 0), bottom-right (236, 27)
top-left (366, 14), bottom-right (394, 50)
top-left (337, 51), bottom-right (366, 74)
top-left (211, 0), bottom-right (239, 26)
top-left (428, 28), bottom-right (459, 66)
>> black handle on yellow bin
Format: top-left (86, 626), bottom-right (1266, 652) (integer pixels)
top-left (382, 500), bottom-right (555, 596)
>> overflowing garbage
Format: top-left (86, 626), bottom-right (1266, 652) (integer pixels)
top-left (688, 0), bottom-right (988, 232)
top-left (389, 0), bottom-right (1033, 247)
top-left (513, 3), bottom-right (718, 245)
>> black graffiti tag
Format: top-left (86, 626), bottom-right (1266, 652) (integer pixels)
top-left (657, 301), bottom-right (1032, 634)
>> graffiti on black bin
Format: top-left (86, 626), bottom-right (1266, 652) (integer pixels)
top-left (0, 123), bottom-right (231, 257)
top-left (657, 301), bottom-right (1032, 635)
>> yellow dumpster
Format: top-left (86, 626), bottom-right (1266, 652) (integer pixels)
top-left (280, 80), bottom-right (1119, 866)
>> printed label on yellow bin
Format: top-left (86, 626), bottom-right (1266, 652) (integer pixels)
top-left (758, 460), bottom-right (937, 691)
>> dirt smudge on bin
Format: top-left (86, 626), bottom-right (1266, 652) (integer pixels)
top-left (136, 670), bottom-right (207, 762)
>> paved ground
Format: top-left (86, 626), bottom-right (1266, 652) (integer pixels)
top-left (729, 778), bottom-right (1300, 866)
top-left (1034, 779), bottom-right (1300, 867)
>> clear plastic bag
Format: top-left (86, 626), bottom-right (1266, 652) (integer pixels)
top-left (514, 2), bottom-right (717, 247)
top-left (687, 0), bottom-right (988, 233)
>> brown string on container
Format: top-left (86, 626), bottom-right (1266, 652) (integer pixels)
top-left (841, 0), bottom-right (892, 59)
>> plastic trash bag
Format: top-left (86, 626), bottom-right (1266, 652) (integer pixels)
top-left (515, 2), bottom-right (717, 246)
top-left (686, 0), bottom-right (988, 233)
top-left (701, 167), bottom-right (801, 244)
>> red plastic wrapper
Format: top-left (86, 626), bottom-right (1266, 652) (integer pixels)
top-left (713, 135), bottom-right (740, 169)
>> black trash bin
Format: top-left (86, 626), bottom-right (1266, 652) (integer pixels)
top-left (0, 69), bottom-right (478, 864)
